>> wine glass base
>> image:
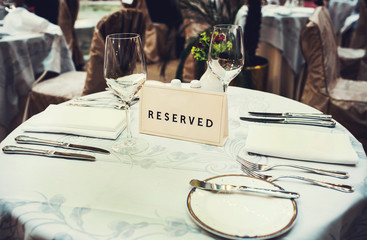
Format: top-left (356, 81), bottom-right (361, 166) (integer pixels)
top-left (111, 137), bottom-right (148, 155)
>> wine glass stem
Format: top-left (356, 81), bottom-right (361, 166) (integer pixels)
top-left (124, 103), bottom-right (132, 143)
top-left (223, 83), bottom-right (229, 93)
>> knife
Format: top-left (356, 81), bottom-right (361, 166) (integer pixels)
top-left (15, 135), bottom-right (110, 154)
top-left (2, 145), bottom-right (96, 161)
top-left (190, 179), bottom-right (300, 199)
top-left (240, 116), bottom-right (336, 128)
top-left (249, 112), bottom-right (332, 120)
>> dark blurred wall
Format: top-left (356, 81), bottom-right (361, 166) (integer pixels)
top-left (24, 0), bottom-right (60, 24)
top-left (145, 0), bottom-right (184, 55)
top-left (145, 0), bottom-right (182, 29)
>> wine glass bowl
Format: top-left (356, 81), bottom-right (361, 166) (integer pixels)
top-left (105, 74), bottom-right (145, 103)
top-left (207, 24), bottom-right (245, 92)
top-left (104, 33), bottom-right (148, 154)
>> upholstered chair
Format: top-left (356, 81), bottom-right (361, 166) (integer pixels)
top-left (58, 0), bottom-right (85, 70)
top-left (23, 9), bottom-right (145, 120)
top-left (121, 0), bottom-right (178, 62)
top-left (300, 6), bottom-right (367, 151)
top-left (349, 0), bottom-right (367, 80)
top-left (121, 0), bottom-right (179, 82)
top-left (82, 8), bottom-right (145, 95)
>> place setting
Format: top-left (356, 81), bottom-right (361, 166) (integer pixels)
top-left (237, 112), bottom-right (357, 192)
top-left (185, 98), bottom-right (357, 239)
top-left (187, 174), bottom-right (298, 240)
top-left (185, 132), bottom-right (356, 239)
top-left (2, 32), bottom-right (147, 159)
top-left (186, 139), bottom-right (356, 239)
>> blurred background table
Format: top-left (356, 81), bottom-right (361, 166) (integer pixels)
top-left (75, 0), bottom-right (122, 62)
top-left (235, 5), bottom-right (314, 100)
top-left (0, 32), bottom-right (74, 141)
top-left (328, 0), bottom-right (359, 34)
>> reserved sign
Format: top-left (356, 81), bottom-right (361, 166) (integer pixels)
top-left (139, 84), bottom-right (228, 146)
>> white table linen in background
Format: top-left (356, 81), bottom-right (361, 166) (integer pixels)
top-left (235, 5), bottom-right (313, 76)
top-left (0, 32), bottom-right (74, 130)
top-left (0, 86), bottom-right (366, 240)
top-left (328, 0), bottom-right (359, 34)
top-left (3, 7), bottom-right (62, 36)
top-left (234, 5), bottom-right (313, 99)
top-left (0, 7), bottom-right (6, 20)
top-left (0, 7), bottom-right (74, 134)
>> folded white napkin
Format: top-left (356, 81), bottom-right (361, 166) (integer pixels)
top-left (23, 105), bottom-right (125, 139)
top-left (244, 125), bottom-right (359, 165)
top-left (3, 7), bottom-right (62, 35)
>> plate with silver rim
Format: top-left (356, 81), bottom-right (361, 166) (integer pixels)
top-left (187, 174), bottom-right (298, 239)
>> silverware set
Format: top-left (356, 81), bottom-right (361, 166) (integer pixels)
top-left (190, 179), bottom-right (300, 199)
top-left (240, 111), bottom-right (336, 127)
top-left (2, 135), bottom-right (111, 161)
top-left (248, 112), bottom-right (332, 120)
top-left (237, 155), bottom-right (348, 179)
top-left (2, 145), bottom-right (96, 161)
top-left (237, 155), bottom-right (354, 193)
top-left (14, 135), bottom-right (109, 154)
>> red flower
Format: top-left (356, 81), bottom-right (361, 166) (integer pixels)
top-left (27, 6), bottom-right (35, 13)
top-left (196, 40), bottom-right (203, 49)
top-left (214, 33), bottom-right (226, 43)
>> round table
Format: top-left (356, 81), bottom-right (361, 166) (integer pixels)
top-left (0, 85), bottom-right (366, 239)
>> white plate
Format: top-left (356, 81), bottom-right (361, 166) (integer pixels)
top-left (187, 174), bottom-right (297, 239)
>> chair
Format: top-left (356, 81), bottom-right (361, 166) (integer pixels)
top-left (350, 0), bottom-right (367, 50)
top-left (82, 8), bottom-right (145, 95)
top-left (335, 0), bottom-right (367, 80)
top-left (58, 0), bottom-right (85, 70)
top-left (121, 0), bottom-right (178, 63)
top-left (349, 0), bottom-right (367, 80)
top-left (23, 8), bottom-right (145, 120)
top-left (300, 6), bottom-right (367, 151)
top-left (121, 0), bottom-right (180, 82)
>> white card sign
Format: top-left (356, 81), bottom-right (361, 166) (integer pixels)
top-left (139, 84), bottom-right (228, 146)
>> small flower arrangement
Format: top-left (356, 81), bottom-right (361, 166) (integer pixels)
top-left (191, 31), bottom-right (232, 61)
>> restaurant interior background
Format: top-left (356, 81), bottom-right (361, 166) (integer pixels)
top-left (0, 0), bottom-right (367, 239)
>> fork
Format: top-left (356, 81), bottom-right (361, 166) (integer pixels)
top-left (237, 155), bottom-right (349, 179)
top-left (241, 165), bottom-right (354, 193)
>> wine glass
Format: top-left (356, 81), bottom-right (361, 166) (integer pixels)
top-left (2, 0), bottom-right (15, 10)
top-left (104, 33), bottom-right (147, 154)
top-left (207, 24), bottom-right (245, 92)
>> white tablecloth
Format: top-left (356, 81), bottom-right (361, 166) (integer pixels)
top-left (0, 86), bottom-right (366, 239)
top-left (328, 0), bottom-right (359, 34)
top-left (235, 5), bottom-right (314, 99)
top-left (0, 32), bottom-right (74, 131)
